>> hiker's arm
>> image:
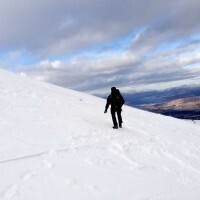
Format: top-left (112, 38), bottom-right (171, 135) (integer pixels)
top-left (104, 96), bottom-right (111, 113)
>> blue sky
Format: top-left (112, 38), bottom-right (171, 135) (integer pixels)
top-left (0, 0), bottom-right (200, 94)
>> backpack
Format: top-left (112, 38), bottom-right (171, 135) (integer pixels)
top-left (111, 91), bottom-right (125, 107)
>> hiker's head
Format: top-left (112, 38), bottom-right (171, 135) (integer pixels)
top-left (111, 87), bottom-right (116, 93)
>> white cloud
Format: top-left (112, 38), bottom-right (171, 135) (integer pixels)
top-left (51, 61), bottom-right (62, 69)
top-left (17, 37), bottom-right (200, 93)
top-left (177, 52), bottom-right (200, 66)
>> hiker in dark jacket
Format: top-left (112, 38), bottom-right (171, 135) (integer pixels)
top-left (104, 87), bottom-right (125, 129)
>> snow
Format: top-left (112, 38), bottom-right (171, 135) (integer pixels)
top-left (0, 68), bottom-right (200, 200)
top-left (192, 120), bottom-right (200, 126)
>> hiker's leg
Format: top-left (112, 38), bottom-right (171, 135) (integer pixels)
top-left (117, 109), bottom-right (122, 126)
top-left (111, 108), bottom-right (118, 127)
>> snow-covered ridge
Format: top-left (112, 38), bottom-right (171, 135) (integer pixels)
top-left (0, 68), bottom-right (200, 200)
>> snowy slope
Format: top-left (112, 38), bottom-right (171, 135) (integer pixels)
top-left (0, 68), bottom-right (200, 200)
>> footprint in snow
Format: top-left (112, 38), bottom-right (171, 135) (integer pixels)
top-left (20, 171), bottom-right (36, 181)
top-left (101, 158), bottom-right (114, 166)
top-left (1, 185), bottom-right (19, 199)
top-left (48, 149), bottom-right (59, 156)
top-left (65, 178), bottom-right (80, 189)
top-left (86, 185), bottom-right (98, 192)
top-left (41, 159), bottom-right (53, 168)
top-left (109, 143), bottom-right (144, 169)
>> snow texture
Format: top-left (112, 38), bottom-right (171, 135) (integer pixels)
top-left (0, 68), bottom-right (200, 200)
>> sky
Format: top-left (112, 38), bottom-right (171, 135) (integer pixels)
top-left (0, 0), bottom-right (200, 94)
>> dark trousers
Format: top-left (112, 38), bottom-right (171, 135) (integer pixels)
top-left (111, 107), bottom-right (122, 126)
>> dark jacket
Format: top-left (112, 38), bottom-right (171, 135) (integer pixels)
top-left (105, 89), bottom-right (125, 111)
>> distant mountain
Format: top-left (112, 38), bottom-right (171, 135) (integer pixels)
top-left (122, 86), bottom-right (200, 120)
top-left (124, 85), bottom-right (200, 105)
top-left (140, 97), bottom-right (200, 120)
top-left (150, 96), bottom-right (200, 111)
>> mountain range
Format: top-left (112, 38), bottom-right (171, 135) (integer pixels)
top-left (122, 86), bottom-right (200, 120)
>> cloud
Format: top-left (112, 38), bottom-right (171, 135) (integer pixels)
top-left (17, 36), bottom-right (200, 93)
top-left (0, 0), bottom-right (200, 56)
top-left (1, 0), bottom-right (200, 93)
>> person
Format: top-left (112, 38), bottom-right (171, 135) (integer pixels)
top-left (104, 87), bottom-right (125, 129)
